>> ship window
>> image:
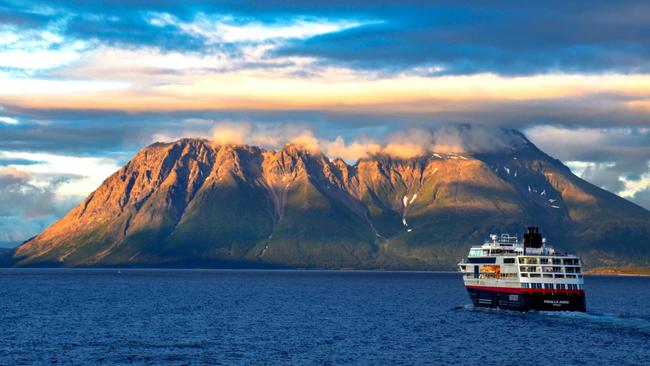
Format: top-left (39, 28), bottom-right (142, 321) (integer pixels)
top-left (543, 274), bottom-right (553, 278)
top-left (553, 258), bottom-right (562, 265)
top-left (521, 283), bottom-right (530, 288)
top-left (469, 249), bottom-right (486, 257)
top-left (521, 257), bottom-right (538, 264)
top-left (531, 283), bottom-right (542, 289)
top-left (520, 273), bottom-right (528, 277)
top-left (544, 283), bottom-right (554, 289)
top-left (577, 275), bottom-right (583, 278)
top-left (503, 258), bottom-right (515, 264)
top-left (566, 274), bottom-right (576, 278)
top-left (556, 284), bottom-right (566, 290)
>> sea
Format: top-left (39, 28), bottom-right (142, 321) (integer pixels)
top-left (0, 269), bottom-right (648, 365)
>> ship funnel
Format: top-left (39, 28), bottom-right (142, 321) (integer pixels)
top-left (523, 226), bottom-right (543, 248)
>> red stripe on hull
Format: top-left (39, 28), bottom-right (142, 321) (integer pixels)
top-left (466, 285), bottom-right (584, 295)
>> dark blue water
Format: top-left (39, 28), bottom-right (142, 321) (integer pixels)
top-left (1, 270), bottom-right (648, 365)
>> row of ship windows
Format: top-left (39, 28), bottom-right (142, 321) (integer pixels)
top-left (522, 283), bottom-right (583, 290)
top-left (519, 257), bottom-right (580, 265)
top-left (521, 273), bottom-right (582, 279)
top-left (472, 273), bottom-right (518, 279)
top-left (465, 273), bottom-right (583, 279)
top-left (519, 266), bottom-right (581, 273)
top-left (469, 251), bottom-right (580, 265)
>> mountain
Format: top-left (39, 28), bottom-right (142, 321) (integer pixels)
top-left (10, 131), bottom-right (650, 269)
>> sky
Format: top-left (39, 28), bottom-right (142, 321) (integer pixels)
top-left (1, 0), bottom-right (650, 246)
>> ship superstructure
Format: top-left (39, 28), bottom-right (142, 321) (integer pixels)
top-left (458, 227), bottom-right (586, 311)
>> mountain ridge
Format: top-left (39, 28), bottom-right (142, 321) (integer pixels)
top-left (10, 132), bottom-right (650, 269)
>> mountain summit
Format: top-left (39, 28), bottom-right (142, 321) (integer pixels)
top-left (11, 132), bottom-right (650, 269)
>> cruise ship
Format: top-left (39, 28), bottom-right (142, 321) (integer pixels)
top-left (458, 227), bottom-right (586, 312)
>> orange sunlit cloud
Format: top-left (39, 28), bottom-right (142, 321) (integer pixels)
top-left (3, 72), bottom-right (650, 113)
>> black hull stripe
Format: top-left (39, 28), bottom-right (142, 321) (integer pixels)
top-left (466, 287), bottom-right (586, 312)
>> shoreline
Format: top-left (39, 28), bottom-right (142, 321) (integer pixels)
top-left (1, 266), bottom-right (650, 277)
top-left (583, 267), bottom-right (650, 277)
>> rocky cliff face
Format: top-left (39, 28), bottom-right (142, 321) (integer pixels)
top-left (12, 133), bottom-right (650, 269)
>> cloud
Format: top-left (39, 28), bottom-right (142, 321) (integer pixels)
top-left (289, 130), bottom-right (320, 153)
top-left (526, 126), bottom-right (650, 178)
top-left (0, 151), bottom-right (121, 199)
top-left (372, 125), bottom-right (525, 159)
top-left (0, 22), bottom-right (85, 71)
top-left (208, 122), bottom-right (322, 151)
top-left (146, 12), bottom-right (366, 43)
top-left (380, 129), bottom-right (432, 159)
top-left (0, 167), bottom-right (30, 185)
top-left (528, 126), bottom-right (650, 208)
top-left (277, 1), bottom-right (650, 75)
top-left (0, 157), bottom-right (43, 165)
top-left (5, 2), bottom-right (650, 117)
top-left (0, 167), bottom-right (59, 219)
top-left (211, 122), bottom-right (250, 145)
top-left (5, 0), bottom-right (650, 78)
top-left (0, 116), bottom-right (18, 124)
top-left (0, 166), bottom-right (61, 245)
top-left (630, 187), bottom-right (650, 210)
top-left (9, 69), bottom-right (650, 114)
top-left (0, 153), bottom-right (121, 245)
top-left (205, 123), bottom-right (525, 160)
top-left (322, 136), bottom-right (381, 161)
top-left (579, 163), bottom-right (625, 193)
top-left (0, 216), bottom-right (54, 247)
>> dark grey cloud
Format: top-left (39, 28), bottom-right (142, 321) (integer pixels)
top-left (631, 188), bottom-right (650, 210)
top-left (524, 126), bottom-right (650, 209)
top-left (525, 127), bottom-right (650, 176)
top-left (275, 1), bottom-right (650, 75)
top-left (0, 158), bottom-right (43, 165)
top-left (0, 168), bottom-right (68, 218)
top-left (0, 216), bottom-right (52, 247)
top-left (0, 167), bottom-right (79, 245)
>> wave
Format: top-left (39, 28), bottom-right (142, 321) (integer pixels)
top-left (453, 304), bottom-right (650, 336)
